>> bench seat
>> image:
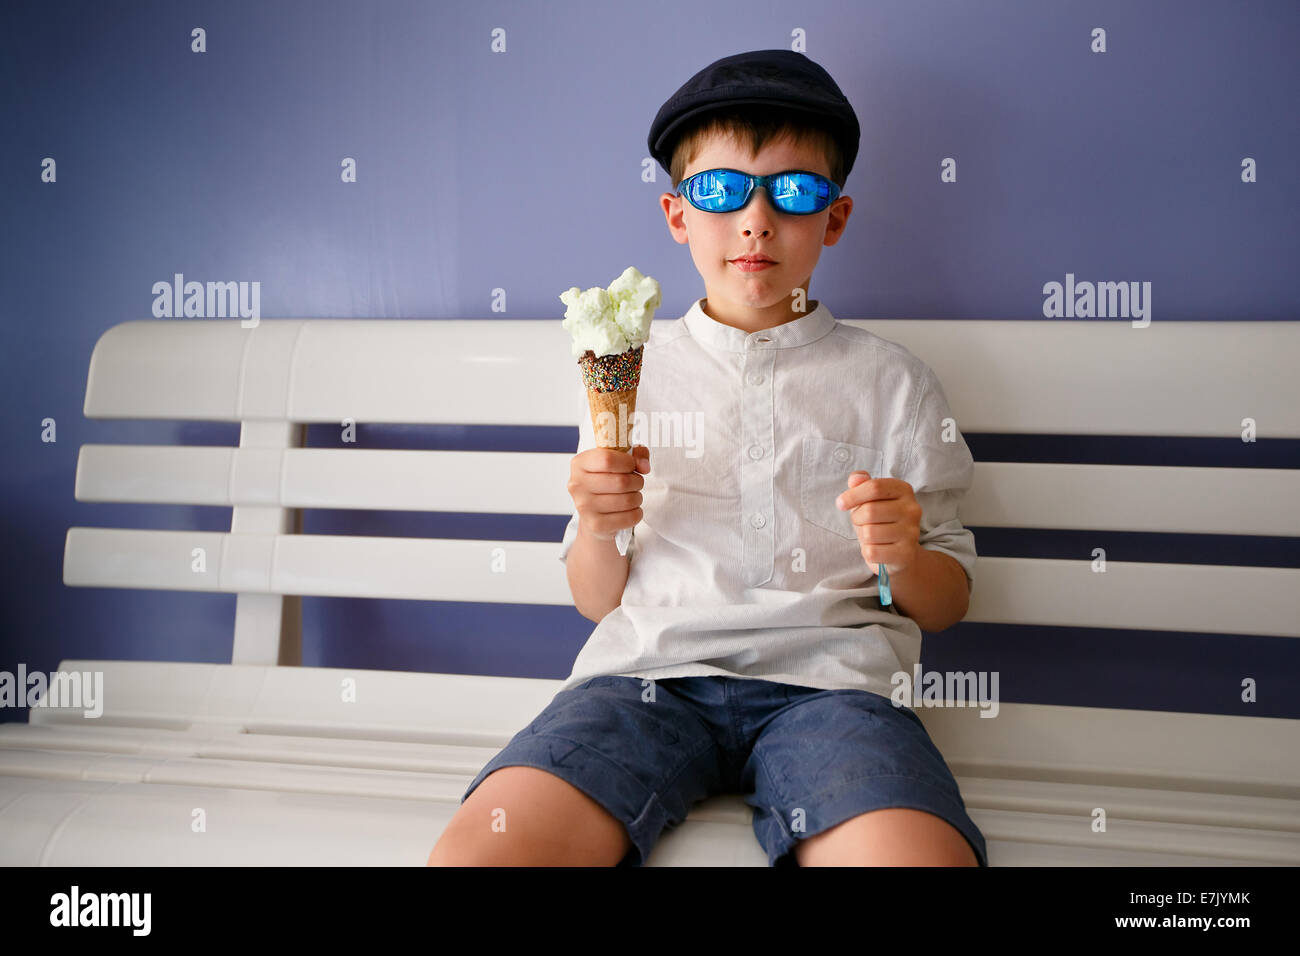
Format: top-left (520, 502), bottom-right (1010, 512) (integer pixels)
top-left (2, 661), bottom-right (1295, 865)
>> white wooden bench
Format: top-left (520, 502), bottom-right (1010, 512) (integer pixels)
top-left (2, 317), bottom-right (1296, 866)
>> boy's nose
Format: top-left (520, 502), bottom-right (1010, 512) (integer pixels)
top-left (741, 191), bottom-right (776, 233)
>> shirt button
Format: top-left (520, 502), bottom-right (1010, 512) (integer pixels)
top-left (747, 372), bottom-right (764, 386)
top-left (833, 446), bottom-right (850, 462)
top-left (748, 444), bottom-right (764, 460)
top-left (755, 336), bottom-right (771, 344)
top-left (750, 512), bottom-right (766, 529)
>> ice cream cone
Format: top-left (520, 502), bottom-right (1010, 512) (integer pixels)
top-left (586, 386), bottom-right (637, 453)
top-left (578, 345), bottom-right (643, 455)
top-left (562, 269), bottom-right (658, 560)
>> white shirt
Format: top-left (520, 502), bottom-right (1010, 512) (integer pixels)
top-left (557, 297), bottom-right (977, 697)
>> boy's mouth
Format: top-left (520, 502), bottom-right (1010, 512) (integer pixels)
top-left (731, 255), bottom-right (777, 272)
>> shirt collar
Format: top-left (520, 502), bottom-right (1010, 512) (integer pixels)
top-left (682, 297), bottom-right (836, 352)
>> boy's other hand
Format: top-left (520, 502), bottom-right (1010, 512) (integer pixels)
top-left (567, 444), bottom-right (651, 542)
top-left (836, 471), bottom-right (922, 575)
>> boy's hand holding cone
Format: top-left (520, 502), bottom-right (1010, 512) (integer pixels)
top-left (566, 444), bottom-right (652, 544)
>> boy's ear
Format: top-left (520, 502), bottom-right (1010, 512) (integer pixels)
top-left (822, 194), bottom-right (854, 246)
top-left (660, 193), bottom-right (690, 244)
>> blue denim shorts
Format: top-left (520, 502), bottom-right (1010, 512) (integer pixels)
top-left (461, 675), bottom-right (988, 867)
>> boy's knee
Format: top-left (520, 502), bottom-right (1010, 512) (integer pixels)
top-left (427, 816), bottom-right (488, 866)
top-left (426, 839), bottom-right (450, 866)
top-left (426, 837), bottom-right (459, 866)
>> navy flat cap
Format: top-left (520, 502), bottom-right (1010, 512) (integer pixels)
top-left (648, 49), bottom-right (860, 185)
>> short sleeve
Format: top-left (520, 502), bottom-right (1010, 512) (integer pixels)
top-left (899, 365), bottom-right (977, 588)
top-left (558, 403), bottom-right (598, 564)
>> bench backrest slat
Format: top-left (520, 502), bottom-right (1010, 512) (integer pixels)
top-left (75, 445), bottom-right (574, 514)
top-left (74, 445), bottom-right (1297, 537)
top-left (867, 319), bottom-right (1300, 438)
top-left (64, 528), bottom-right (570, 605)
top-left (85, 319), bottom-right (1300, 437)
top-left (62, 527), bottom-right (1299, 637)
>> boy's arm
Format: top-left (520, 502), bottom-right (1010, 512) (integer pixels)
top-left (557, 407), bottom-right (633, 623)
top-left (886, 549), bottom-right (969, 632)
top-left (565, 521), bottom-right (631, 623)
top-left (886, 363), bottom-right (978, 632)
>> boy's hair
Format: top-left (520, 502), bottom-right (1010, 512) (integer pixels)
top-left (668, 103), bottom-right (846, 193)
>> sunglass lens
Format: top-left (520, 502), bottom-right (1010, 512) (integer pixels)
top-left (685, 170), bottom-right (747, 211)
top-left (771, 173), bottom-right (833, 214)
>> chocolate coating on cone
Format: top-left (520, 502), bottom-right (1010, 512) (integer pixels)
top-left (578, 346), bottom-right (644, 392)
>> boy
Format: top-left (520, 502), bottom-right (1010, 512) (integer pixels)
top-left (429, 49), bottom-right (987, 867)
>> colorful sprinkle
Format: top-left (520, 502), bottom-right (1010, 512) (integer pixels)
top-left (578, 345), bottom-right (644, 392)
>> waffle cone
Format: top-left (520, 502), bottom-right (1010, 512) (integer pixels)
top-left (587, 387), bottom-right (637, 453)
top-left (577, 345), bottom-right (644, 454)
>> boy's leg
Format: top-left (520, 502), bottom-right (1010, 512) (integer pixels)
top-left (793, 806), bottom-right (977, 866)
top-left (741, 684), bottom-right (989, 867)
top-left (427, 765), bottom-right (631, 866)
top-left (429, 676), bottom-right (727, 866)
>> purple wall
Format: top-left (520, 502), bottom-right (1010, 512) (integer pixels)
top-left (1, 0), bottom-right (1296, 720)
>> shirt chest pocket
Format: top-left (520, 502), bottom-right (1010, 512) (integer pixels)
top-left (800, 436), bottom-right (884, 540)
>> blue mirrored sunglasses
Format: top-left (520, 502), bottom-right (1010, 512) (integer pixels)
top-left (678, 168), bottom-right (841, 215)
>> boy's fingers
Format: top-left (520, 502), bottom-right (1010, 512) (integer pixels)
top-left (836, 472), bottom-right (871, 509)
top-left (591, 448), bottom-right (637, 472)
top-left (576, 447), bottom-right (647, 477)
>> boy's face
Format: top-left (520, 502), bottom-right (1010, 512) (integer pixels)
top-left (660, 130), bottom-right (852, 331)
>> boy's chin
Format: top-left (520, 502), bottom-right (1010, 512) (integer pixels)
top-left (704, 292), bottom-right (807, 319)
